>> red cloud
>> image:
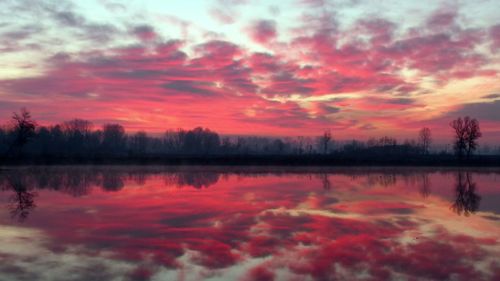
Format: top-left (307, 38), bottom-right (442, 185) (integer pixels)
top-left (244, 265), bottom-right (275, 281)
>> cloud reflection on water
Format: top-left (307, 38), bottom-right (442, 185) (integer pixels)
top-left (0, 167), bottom-right (499, 281)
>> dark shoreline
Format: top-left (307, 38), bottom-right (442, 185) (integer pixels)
top-left (2, 154), bottom-right (500, 167)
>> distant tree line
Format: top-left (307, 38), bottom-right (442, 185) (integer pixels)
top-left (0, 108), bottom-right (497, 164)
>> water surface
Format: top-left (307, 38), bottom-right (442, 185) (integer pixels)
top-left (1, 166), bottom-right (499, 281)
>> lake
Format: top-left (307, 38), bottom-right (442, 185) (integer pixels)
top-left (0, 166), bottom-right (499, 281)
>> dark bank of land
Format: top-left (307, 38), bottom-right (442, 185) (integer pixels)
top-left (2, 154), bottom-right (500, 166)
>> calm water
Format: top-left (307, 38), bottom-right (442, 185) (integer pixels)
top-left (0, 166), bottom-right (499, 281)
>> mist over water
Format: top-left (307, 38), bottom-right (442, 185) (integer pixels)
top-left (0, 166), bottom-right (499, 281)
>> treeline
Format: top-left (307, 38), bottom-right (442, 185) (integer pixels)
top-left (1, 109), bottom-right (499, 165)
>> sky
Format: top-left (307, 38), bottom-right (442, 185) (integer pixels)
top-left (0, 0), bottom-right (499, 142)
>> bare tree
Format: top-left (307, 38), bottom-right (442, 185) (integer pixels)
top-left (418, 127), bottom-right (432, 154)
top-left (10, 108), bottom-right (37, 155)
top-left (318, 130), bottom-right (332, 154)
top-left (130, 131), bottom-right (148, 155)
top-left (450, 118), bottom-right (467, 158)
top-left (102, 124), bottom-right (127, 155)
top-left (61, 119), bottom-right (94, 156)
top-left (450, 116), bottom-right (482, 159)
top-left (465, 118), bottom-right (481, 157)
top-left (62, 119), bottom-right (93, 136)
top-left (296, 136), bottom-right (305, 155)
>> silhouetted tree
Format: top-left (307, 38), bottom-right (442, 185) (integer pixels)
top-left (165, 129), bottom-right (183, 152)
top-left (180, 127), bottom-right (220, 154)
top-left (295, 136), bottom-right (306, 154)
top-left (49, 125), bottom-right (65, 157)
top-left (9, 108), bottom-right (37, 156)
top-left (271, 139), bottom-right (286, 154)
top-left (62, 119), bottom-right (94, 157)
top-left (0, 127), bottom-right (7, 155)
top-left (62, 119), bottom-right (93, 136)
top-left (318, 130), bottom-right (332, 154)
top-left (418, 127), bottom-right (431, 154)
top-left (102, 124), bottom-right (127, 156)
top-left (450, 116), bottom-right (481, 159)
top-left (465, 119), bottom-right (481, 158)
top-left (130, 131), bottom-right (148, 155)
top-left (220, 137), bottom-right (233, 154)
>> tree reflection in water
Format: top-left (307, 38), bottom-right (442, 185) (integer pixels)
top-left (317, 173), bottom-right (331, 190)
top-left (0, 168), bottom-right (224, 221)
top-left (102, 173), bottom-right (125, 191)
top-left (3, 172), bottom-right (37, 222)
top-left (451, 172), bottom-right (481, 216)
top-left (9, 189), bottom-right (36, 222)
top-left (174, 172), bottom-right (220, 189)
top-left (419, 173), bottom-right (431, 198)
top-left (0, 168), bottom-right (488, 222)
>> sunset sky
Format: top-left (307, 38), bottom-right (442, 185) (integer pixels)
top-left (0, 0), bottom-right (499, 142)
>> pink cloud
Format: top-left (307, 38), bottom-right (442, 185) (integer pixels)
top-left (248, 20), bottom-right (277, 44)
top-left (131, 25), bottom-right (157, 41)
top-left (0, 3), bottom-right (499, 140)
top-left (490, 24), bottom-right (500, 53)
top-left (210, 8), bottom-right (236, 24)
top-left (426, 6), bottom-right (458, 29)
